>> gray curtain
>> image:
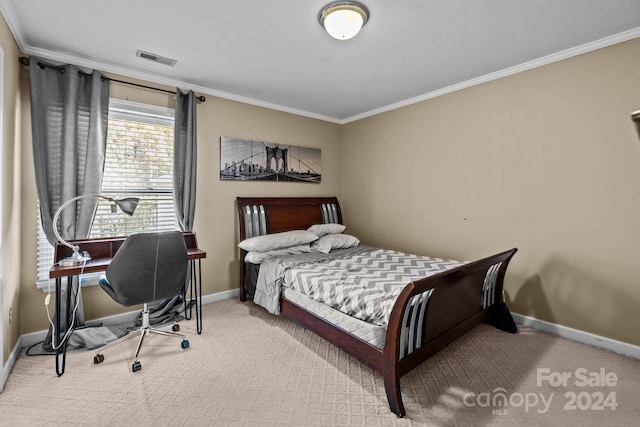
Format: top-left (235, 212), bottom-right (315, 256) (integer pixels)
top-left (29, 57), bottom-right (109, 340)
top-left (173, 89), bottom-right (197, 231)
top-left (30, 57), bottom-right (110, 246)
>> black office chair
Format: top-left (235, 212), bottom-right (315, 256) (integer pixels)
top-left (93, 231), bottom-right (190, 372)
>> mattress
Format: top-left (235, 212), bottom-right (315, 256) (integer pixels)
top-left (282, 287), bottom-right (387, 349)
top-left (248, 246), bottom-right (463, 349)
top-left (248, 261), bottom-right (386, 348)
top-left (248, 245), bottom-right (462, 348)
top-left (266, 246), bottom-right (461, 327)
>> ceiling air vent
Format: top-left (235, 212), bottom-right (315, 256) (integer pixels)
top-left (136, 50), bottom-right (177, 67)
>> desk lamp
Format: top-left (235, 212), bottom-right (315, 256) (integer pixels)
top-left (52, 194), bottom-right (139, 266)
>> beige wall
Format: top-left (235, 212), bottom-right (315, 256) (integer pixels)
top-left (18, 74), bottom-right (342, 333)
top-left (1, 14), bottom-right (22, 364)
top-left (342, 38), bottom-right (640, 346)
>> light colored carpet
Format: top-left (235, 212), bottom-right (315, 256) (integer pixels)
top-left (1, 299), bottom-right (638, 426)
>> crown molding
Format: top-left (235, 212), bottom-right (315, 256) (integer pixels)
top-left (342, 27), bottom-right (640, 124)
top-left (21, 46), bottom-right (343, 124)
top-left (0, 0), bottom-right (26, 49)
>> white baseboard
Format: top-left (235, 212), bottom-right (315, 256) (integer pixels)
top-left (512, 312), bottom-right (640, 360)
top-left (1, 288), bottom-right (240, 391)
top-left (1, 335), bottom-right (22, 392)
top-left (201, 288), bottom-right (240, 305)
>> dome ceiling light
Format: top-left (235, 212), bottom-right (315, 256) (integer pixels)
top-left (319, 1), bottom-right (370, 41)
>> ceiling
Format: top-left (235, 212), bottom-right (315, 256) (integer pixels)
top-left (2, 0), bottom-right (640, 123)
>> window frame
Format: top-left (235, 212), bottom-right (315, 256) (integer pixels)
top-left (35, 99), bottom-right (176, 290)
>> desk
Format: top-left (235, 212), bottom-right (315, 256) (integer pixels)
top-left (49, 231), bottom-right (206, 376)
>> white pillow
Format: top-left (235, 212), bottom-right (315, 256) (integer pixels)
top-left (307, 223), bottom-right (346, 238)
top-left (313, 234), bottom-right (360, 254)
top-left (238, 230), bottom-right (318, 252)
top-left (244, 244), bottom-right (313, 264)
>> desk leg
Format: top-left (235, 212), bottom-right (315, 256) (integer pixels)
top-left (183, 261), bottom-right (202, 334)
top-left (184, 263), bottom-right (192, 321)
top-left (195, 259), bottom-right (202, 334)
top-left (54, 276), bottom-right (70, 377)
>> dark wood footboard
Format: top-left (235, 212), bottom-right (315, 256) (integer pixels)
top-left (279, 248), bottom-right (517, 418)
top-left (383, 248), bottom-right (517, 417)
top-left (236, 197), bottom-right (517, 418)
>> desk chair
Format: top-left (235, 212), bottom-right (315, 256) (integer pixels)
top-left (93, 231), bottom-right (190, 372)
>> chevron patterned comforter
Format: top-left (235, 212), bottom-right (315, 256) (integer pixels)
top-left (254, 245), bottom-right (461, 328)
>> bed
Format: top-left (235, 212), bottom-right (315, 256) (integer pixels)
top-left (236, 196), bottom-right (517, 417)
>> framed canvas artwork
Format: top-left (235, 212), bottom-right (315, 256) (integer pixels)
top-left (220, 136), bottom-right (321, 183)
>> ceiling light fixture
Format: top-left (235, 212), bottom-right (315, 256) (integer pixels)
top-left (319, 1), bottom-right (369, 41)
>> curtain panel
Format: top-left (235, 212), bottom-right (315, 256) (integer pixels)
top-left (29, 57), bottom-right (110, 246)
top-left (29, 57), bottom-right (109, 340)
top-left (173, 89), bottom-right (197, 232)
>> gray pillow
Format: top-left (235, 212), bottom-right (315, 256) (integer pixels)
top-left (238, 230), bottom-right (318, 252)
top-left (313, 234), bottom-right (360, 254)
top-left (307, 223), bottom-right (346, 238)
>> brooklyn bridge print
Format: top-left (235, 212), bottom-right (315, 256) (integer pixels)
top-left (220, 136), bottom-right (321, 183)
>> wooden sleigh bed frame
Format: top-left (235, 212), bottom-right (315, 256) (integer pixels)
top-left (236, 196), bottom-right (517, 418)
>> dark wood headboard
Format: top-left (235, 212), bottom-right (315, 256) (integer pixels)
top-left (236, 197), bottom-right (342, 241)
top-left (236, 196), bottom-right (343, 300)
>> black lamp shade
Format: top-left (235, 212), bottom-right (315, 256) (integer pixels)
top-left (115, 197), bottom-right (139, 216)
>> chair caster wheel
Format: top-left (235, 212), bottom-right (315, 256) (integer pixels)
top-left (94, 354), bottom-right (104, 364)
top-left (132, 361), bottom-right (142, 372)
top-left (181, 339), bottom-right (190, 349)
top-left (172, 323), bottom-right (180, 331)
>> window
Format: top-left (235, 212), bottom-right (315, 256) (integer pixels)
top-left (36, 99), bottom-right (176, 289)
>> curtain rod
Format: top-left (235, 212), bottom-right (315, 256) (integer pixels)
top-left (19, 56), bottom-right (206, 102)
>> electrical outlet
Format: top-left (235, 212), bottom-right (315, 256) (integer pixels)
top-left (8, 307), bottom-right (12, 324)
